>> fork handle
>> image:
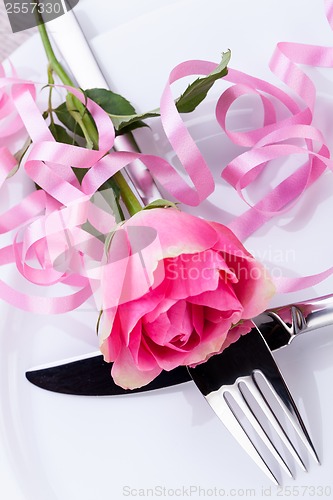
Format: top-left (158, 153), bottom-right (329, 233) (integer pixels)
top-left (268, 292), bottom-right (333, 340)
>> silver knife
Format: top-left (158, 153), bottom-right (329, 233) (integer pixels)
top-left (26, 293), bottom-right (333, 395)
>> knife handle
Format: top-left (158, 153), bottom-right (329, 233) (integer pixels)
top-left (267, 292), bottom-right (333, 340)
top-left (47, 10), bottom-right (162, 205)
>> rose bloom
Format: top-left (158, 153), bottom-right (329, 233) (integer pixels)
top-left (99, 208), bottom-right (275, 389)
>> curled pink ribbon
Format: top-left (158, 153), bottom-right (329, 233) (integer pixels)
top-left (1, 1), bottom-right (333, 314)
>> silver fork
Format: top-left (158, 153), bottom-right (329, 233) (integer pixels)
top-left (188, 294), bottom-right (333, 484)
top-left (44, 11), bottom-right (328, 486)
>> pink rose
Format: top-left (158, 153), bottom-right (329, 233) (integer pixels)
top-left (99, 208), bottom-right (275, 389)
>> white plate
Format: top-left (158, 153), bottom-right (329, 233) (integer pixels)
top-left (1, 1), bottom-right (333, 499)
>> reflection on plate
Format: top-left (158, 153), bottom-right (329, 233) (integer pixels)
top-left (1, 1), bottom-right (333, 499)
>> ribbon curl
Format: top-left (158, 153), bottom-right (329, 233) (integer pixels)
top-left (2, 1), bottom-right (333, 313)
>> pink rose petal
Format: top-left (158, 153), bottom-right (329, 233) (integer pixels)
top-left (100, 209), bottom-right (275, 389)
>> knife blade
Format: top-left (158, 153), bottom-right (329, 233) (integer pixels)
top-left (26, 292), bottom-right (333, 395)
top-left (26, 351), bottom-right (191, 396)
top-left (23, 313), bottom-right (292, 395)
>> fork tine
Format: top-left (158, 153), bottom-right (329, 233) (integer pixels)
top-left (188, 326), bottom-right (319, 483)
top-left (227, 381), bottom-right (294, 478)
top-left (206, 388), bottom-right (280, 485)
top-left (241, 375), bottom-right (306, 471)
top-left (248, 327), bottom-right (320, 466)
top-left (254, 370), bottom-right (320, 464)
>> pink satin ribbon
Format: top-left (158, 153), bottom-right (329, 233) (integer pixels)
top-left (1, 1), bottom-right (333, 313)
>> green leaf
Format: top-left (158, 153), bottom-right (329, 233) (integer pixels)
top-left (49, 123), bottom-right (77, 145)
top-left (85, 88), bottom-right (136, 116)
top-left (95, 51), bottom-right (230, 131)
top-left (176, 50), bottom-right (231, 113)
top-left (54, 102), bottom-right (85, 138)
top-left (143, 199), bottom-right (179, 210)
top-left (112, 111), bottom-right (159, 131)
top-left (84, 88), bottom-right (153, 132)
top-left (116, 119), bottom-right (148, 136)
top-left (54, 52), bottom-right (230, 141)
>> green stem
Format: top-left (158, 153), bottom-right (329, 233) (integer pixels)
top-left (65, 93), bottom-right (96, 149)
top-left (38, 19), bottom-right (98, 149)
top-left (38, 22), bottom-right (74, 87)
top-left (47, 65), bottom-right (55, 126)
top-left (37, 17), bottom-right (142, 216)
top-left (113, 172), bottom-right (142, 216)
